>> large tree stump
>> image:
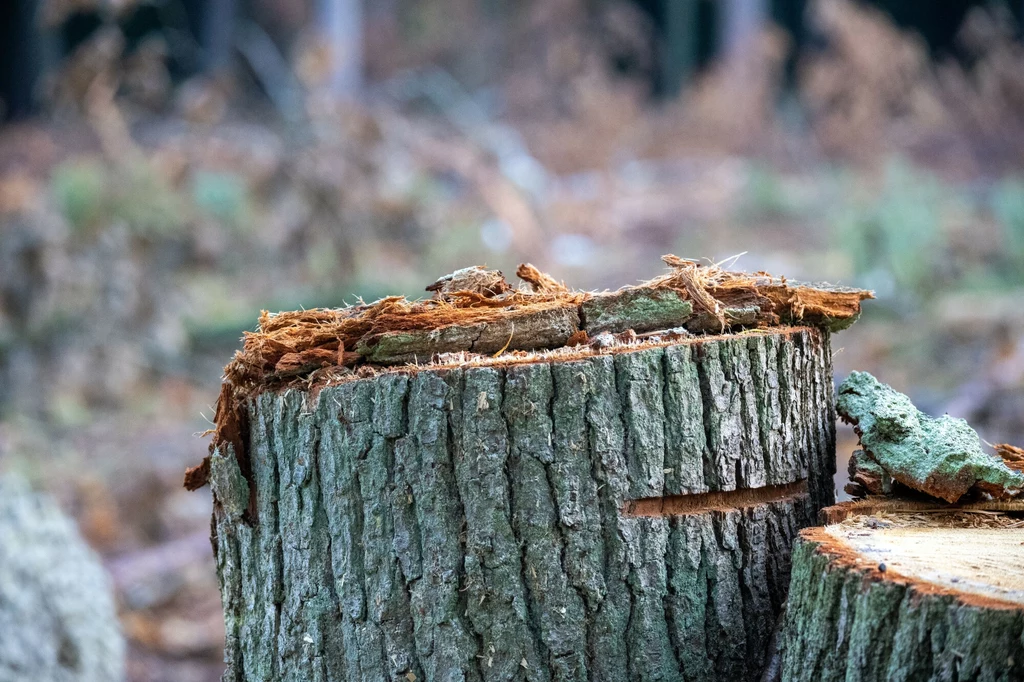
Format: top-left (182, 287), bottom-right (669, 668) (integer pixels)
top-left (209, 326), bottom-right (838, 682)
top-left (778, 500), bottom-right (1024, 682)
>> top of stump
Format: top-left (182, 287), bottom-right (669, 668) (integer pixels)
top-left (808, 508), bottom-right (1024, 610)
top-left (224, 255), bottom-right (872, 393)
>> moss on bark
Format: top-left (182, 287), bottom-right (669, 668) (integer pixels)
top-left (838, 371), bottom-right (1024, 502)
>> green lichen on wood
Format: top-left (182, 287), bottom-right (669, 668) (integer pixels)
top-left (779, 535), bottom-right (1024, 682)
top-left (213, 329), bottom-right (837, 681)
top-left (821, 310), bottom-right (861, 333)
top-left (837, 371), bottom-right (1024, 503)
top-left (581, 288), bottom-right (693, 335)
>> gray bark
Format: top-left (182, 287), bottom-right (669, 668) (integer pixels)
top-left (0, 476), bottom-right (124, 682)
top-left (212, 327), bottom-right (837, 681)
top-left (779, 534), bottom-right (1024, 682)
top-left (581, 289), bottom-right (692, 335)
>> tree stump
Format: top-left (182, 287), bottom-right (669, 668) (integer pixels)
top-left (209, 326), bottom-right (838, 682)
top-left (778, 500), bottom-right (1024, 682)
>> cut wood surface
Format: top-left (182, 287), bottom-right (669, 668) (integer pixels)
top-left (778, 500), bottom-right (1024, 682)
top-left (209, 326), bottom-right (838, 682)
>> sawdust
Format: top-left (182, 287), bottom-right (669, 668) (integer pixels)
top-left (623, 480), bottom-right (809, 517)
top-left (821, 496), bottom-right (1024, 524)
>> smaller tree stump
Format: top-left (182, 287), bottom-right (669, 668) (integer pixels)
top-left (778, 500), bottom-right (1024, 682)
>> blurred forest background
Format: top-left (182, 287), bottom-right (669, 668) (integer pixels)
top-left (1, 0), bottom-right (1024, 679)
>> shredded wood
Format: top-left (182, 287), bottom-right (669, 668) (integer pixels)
top-left (223, 256), bottom-right (871, 392)
top-left (996, 443), bottom-right (1024, 473)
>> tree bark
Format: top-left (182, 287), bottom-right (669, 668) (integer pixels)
top-left (778, 501), bottom-right (1024, 682)
top-left (211, 326), bottom-right (837, 682)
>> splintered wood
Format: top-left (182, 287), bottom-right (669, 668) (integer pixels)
top-left (188, 256), bottom-right (871, 494)
top-left (222, 255), bottom-right (872, 391)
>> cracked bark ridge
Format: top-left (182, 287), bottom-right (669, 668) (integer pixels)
top-left (356, 302), bottom-right (580, 364)
top-left (779, 505), bottom-right (1024, 682)
top-left (212, 327), bottom-right (836, 682)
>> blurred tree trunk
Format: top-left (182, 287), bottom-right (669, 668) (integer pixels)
top-left (719, 0), bottom-right (768, 59)
top-left (318, 0), bottom-right (364, 99)
top-left (0, 0), bottom-right (46, 119)
top-left (0, 476), bottom-right (125, 680)
top-left (203, 0), bottom-right (239, 73)
top-left (660, 0), bottom-right (699, 98)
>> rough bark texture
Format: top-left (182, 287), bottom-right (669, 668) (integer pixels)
top-left (779, 525), bottom-right (1024, 682)
top-left (837, 371), bottom-right (1024, 503)
top-left (0, 476), bottom-right (125, 682)
top-left (212, 327), bottom-right (836, 682)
